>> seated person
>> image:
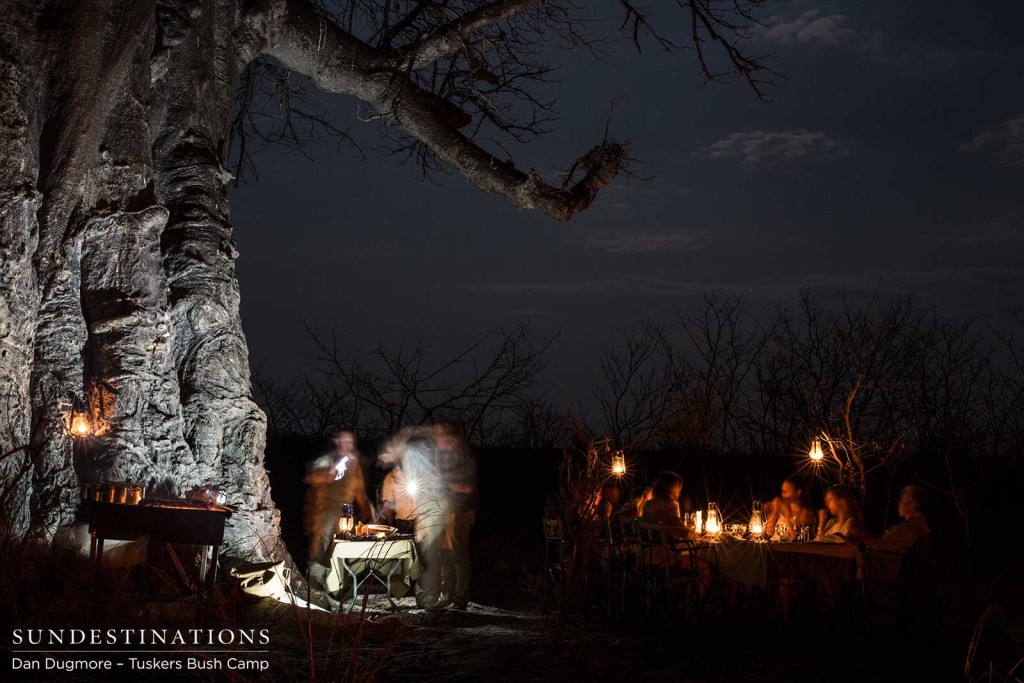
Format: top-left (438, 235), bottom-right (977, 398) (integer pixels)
top-left (641, 471), bottom-right (694, 541)
top-left (595, 479), bottom-right (627, 520)
top-left (815, 485), bottom-right (865, 543)
top-left (765, 475), bottom-right (816, 540)
top-left (840, 485), bottom-right (933, 587)
top-left (621, 485), bottom-right (653, 519)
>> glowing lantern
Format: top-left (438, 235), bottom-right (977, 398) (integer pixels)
top-left (71, 414), bottom-right (91, 436)
top-left (69, 398), bottom-right (92, 437)
top-left (705, 502), bottom-right (721, 536)
top-left (749, 500), bottom-right (765, 541)
top-left (611, 452), bottom-right (626, 476)
top-left (809, 437), bottom-right (824, 462)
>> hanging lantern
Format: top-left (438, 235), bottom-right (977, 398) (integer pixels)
top-left (611, 451), bottom-right (626, 476)
top-left (69, 398), bottom-right (92, 437)
top-left (809, 437), bottom-right (824, 462)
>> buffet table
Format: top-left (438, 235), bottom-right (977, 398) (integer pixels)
top-left (325, 535), bottom-right (419, 611)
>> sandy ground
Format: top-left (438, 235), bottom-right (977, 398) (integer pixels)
top-left (3, 563), bottom-right (1013, 683)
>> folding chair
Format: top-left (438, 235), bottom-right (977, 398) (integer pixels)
top-left (542, 518), bottom-right (567, 610)
top-left (860, 533), bottom-right (939, 627)
top-left (592, 516), bottom-right (628, 617)
top-left (617, 516), bottom-right (644, 615)
top-left (636, 521), bottom-right (704, 625)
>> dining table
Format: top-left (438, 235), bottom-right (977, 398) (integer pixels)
top-left (325, 534), bottom-right (420, 611)
top-left (697, 536), bottom-right (860, 591)
top-left (693, 535), bottom-right (862, 621)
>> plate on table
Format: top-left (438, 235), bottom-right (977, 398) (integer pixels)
top-left (363, 524), bottom-right (398, 540)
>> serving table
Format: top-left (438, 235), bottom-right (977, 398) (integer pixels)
top-left (325, 535), bottom-right (419, 611)
top-left (88, 501), bottom-right (233, 611)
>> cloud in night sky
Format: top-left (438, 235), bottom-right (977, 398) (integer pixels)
top-left (795, 266), bottom-right (1024, 293)
top-left (757, 10), bottom-right (854, 45)
top-left (960, 113), bottom-right (1024, 166)
top-left (588, 230), bottom-right (714, 254)
top-left (455, 277), bottom-right (707, 297)
top-left (696, 130), bottom-right (845, 166)
top-left (926, 221), bottom-right (1024, 246)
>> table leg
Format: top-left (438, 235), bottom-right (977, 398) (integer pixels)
top-left (341, 559), bottom-right (361, 612)
top-left (94, 538), bottom-right (105, 576)
top-left (384, 560), bottom-right (403, 610)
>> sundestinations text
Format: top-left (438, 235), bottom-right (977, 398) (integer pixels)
top-left (11, 628), bottom-right (271, 646)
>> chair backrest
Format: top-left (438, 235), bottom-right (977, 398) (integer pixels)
top-left (543, 517), bottom-right (563, 542)
top-left (636, 521), bottom-right (699, 571)
top-left (619, 516), bottom-right (640, 544)
top-left (900, 531), bottom-right (938, 587)
top-left (636, 521), bottom-right (670, 570)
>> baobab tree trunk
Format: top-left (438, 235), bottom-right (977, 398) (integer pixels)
top-left (0, 0), bottom-right (285, 562)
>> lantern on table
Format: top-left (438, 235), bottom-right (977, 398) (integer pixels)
top-left (705, 501), bottom-right (721, 538)
top-left (749, 500), bottom-right (765, 542)
top-left (338, 503), bottom-right (355, 537)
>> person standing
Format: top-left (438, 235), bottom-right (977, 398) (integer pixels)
top-left (303, 430), bottom-right (372, 580)
top-left (436, 421), bottom-right (477, 610)
top-left (399, 429), bottom-right (449, 608)
top-left (378, 433), bottom-right (419, 535)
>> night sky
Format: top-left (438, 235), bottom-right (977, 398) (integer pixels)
top-left (230, 1), bottom-right (1024, 411)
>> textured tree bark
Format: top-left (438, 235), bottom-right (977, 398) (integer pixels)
top-left (0, 19), bottom-right (40, 535)
top-left (0, 0), bottom-right (285, 562)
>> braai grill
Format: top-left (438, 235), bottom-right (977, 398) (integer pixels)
top-left (88, 501), bottom-right (234, 609)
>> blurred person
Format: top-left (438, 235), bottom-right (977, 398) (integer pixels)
top-left (815, 485), bottom-right (865, 543)
top-left (622, 485), bottom-right (653, 519)
top-left (303, 429), bottom-right (372, 580)
top-left (400, 428), bottom-right (451, 608)
top-left (594, 479), bottom-right (627, 520)
top-left (838, 485), bottom-right (934, 584)
top-left (641, 471), bottom-right (694, 541)
top-left (857, 485), bottom-right (931, 552)
top-left (765, 475), bottom-right (816, 540)
top-left (838, 485), bottom-right (938, 624)
top-left (378, 433), bottom-right (418, 535)
top-left (434, 421), bottom-right (478, 610)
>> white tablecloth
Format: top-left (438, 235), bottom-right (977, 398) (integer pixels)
top-left (325, 537), bottom-right (420, 602)
top-left (699, 539), bottom-right (860, 590)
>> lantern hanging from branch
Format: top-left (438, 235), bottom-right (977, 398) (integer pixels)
top-left (809, 437), bottom-right (824, 462)
top-left (611, 451), bottom-right (626, 477)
